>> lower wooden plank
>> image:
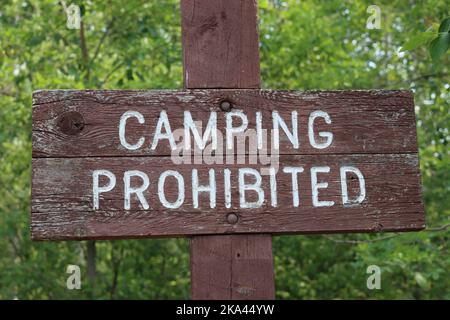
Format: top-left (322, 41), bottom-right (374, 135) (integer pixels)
top-left (191, 234), bottom-right (275, 300)
top-left (31, 154), bottom-right (425, 240)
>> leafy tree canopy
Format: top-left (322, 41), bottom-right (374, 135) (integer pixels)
top-left (0, 0), bottom-right (448, 299)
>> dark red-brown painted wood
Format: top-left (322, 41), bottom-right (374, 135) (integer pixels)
top-left (32, 89), bottom-right (418, 158)
top-left (31, 153), bottom-right (425, 240)
top-left (30, 0), bottom-right (426, 300)
top-left (181, 0), bottom-right (260, 88)
top-left (181, 0), bottom-right (275, 300)
top-left (190, 235), bottom-right (275, 299)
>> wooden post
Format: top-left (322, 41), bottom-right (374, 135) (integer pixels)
top-left (181, 0), bottom-right (276, 299)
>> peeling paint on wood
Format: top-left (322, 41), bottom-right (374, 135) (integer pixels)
top-left (31, 153), bottom-right (425, 240)
top-left (31, 90), bottom-right (425, 241)
top-left (32, 89), bottom-right (418, 158)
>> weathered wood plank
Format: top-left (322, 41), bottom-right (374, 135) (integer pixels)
top-left (32, 89), bottom-right (418, 158)
top-left (190, 235), bottom-right (275, 299)
top-left (190, 235), bottom-right (233, 299)
top-left (230, 235), bottom-right (275, 299)
top-left (182, 0), bottom-right (274, 300)
top-left (31, 153), bottom-right (425, 240)
top-left (181, 0), bottom-right (260, 88)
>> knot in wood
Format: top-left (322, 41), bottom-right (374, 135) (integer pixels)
top-left (57, 111), bottom-right (85, 135)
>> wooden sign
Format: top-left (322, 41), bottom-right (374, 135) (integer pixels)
top-left (31, 89), bottom-right (425, 240)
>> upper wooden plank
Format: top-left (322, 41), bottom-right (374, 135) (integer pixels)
top-left (181, 0), bottom-right (260, 88)
top-left (32, 89), bottom-right (418, 158)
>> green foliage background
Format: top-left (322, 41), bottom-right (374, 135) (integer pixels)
top-left (0, 0), bottom-right (448, 299)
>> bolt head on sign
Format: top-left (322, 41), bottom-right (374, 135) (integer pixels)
top-left (31, 89), bottom-right (425, 240)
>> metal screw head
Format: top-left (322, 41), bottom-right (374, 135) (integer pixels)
top-left (57, 111), bottom-right (85, 135)
top-left (220, 100), bottom-right (232, 112)
top-left (227, 213), bottom-right (239, 224)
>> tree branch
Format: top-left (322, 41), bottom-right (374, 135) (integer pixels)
top-left (109, 242), bottom-right (123, 300)
top-left (79, 19), bottom-right (90, 81)
top-left (409, 72), bottom-right (450, 82)
top-left (325, 234), bottom-right (401, 245)
top-left (91, 18), bottom-right (116, 64)
top-left (87, 240), bottom-right (96, 296)
top-left (425, 223), bottom-right (450, 232)
top-left (101, 62), bottom-right (125, 87)
top-left (325, 223), bottom-right (450, 245)
top-left (388, 72), bottom-right (450, 87)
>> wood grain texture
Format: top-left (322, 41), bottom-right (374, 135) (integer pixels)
top-left (191, 235), bottom-right (275, 299)
top-left (181, 0), bottom-right (260, 88)
top-left (30, 0), bottom-right (425, 301)
top-left (181, 0), bottom-right (274, 300)
top-left (32, 89), bottom-right (418, 158)
top-left (31, 153), bottom-right (425, 240)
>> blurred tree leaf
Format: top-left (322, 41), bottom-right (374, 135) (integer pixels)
top-left (438, 17), bottom-right (450, 33)
top-left (402, 32), bottom-right (435, 51)
top-left (0, 0), bottom-right (448, 300)
top-left (429, 33), bottom-right (449, 61)
top-left (414, 272), bottom-right (430, 290)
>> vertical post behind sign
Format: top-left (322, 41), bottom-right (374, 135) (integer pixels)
top-left (181, 0), bottom-right (276, 299)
